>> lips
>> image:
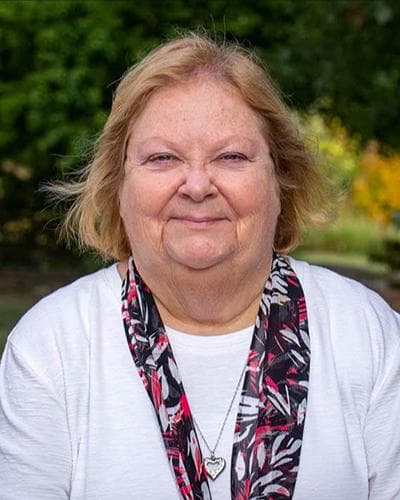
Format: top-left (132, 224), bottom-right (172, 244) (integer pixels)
top-left (174, 216), bottom-right (224, 222)
top-left (170, 215), bottom-right (226, 227)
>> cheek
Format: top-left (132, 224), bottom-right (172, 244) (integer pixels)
top-left (119, 181), bottom-right (160, 259)
top-left (230, 171), bottom-right (280, 219)
top-left (119, 175), bottom-right (155, 222)
top-left (119, 175), bottom-right (171, 252)
top-left (268, 178), bottom-right (281, 218)
top-left (119, 181), bottom-right (135, 224)
top-left (258, 168), bottom-right (281, 214)
top-left (120, 169), bottom-right (179, 220)
top-left (119, 179), bottom-right (150, 239)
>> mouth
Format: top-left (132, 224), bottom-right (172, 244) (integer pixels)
top-left (170, 216), bottom-right (226, 227)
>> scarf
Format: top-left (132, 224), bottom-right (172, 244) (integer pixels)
top-left (121, 253), bottom-right (310, 499)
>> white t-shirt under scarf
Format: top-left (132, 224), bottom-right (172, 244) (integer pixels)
top-left (166, 325), bottom-right (253, 499)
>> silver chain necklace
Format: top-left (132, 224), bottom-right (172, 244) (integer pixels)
top-left (191, 362), bottom-right (247, 481)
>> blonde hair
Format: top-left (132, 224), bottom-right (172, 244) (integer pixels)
top-left (53, 32), bottom-right (329, 260)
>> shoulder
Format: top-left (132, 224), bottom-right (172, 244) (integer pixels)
top-left (289, 257), bottom-right (399, 326)
top-left (289, 256), bottom-right (400, 380)
top-left (7, 264), bottom-right (121, 354)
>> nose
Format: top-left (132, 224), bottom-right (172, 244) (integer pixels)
top-left (178, 164), bottom-right (218, 202)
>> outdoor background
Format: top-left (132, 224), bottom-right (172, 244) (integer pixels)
top-left (1, 0), bottom-right (399, 355)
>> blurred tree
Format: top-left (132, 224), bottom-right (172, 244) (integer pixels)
top-left (247, 0), bottom-right (400, 147)
top-left (0, 0), bottom-right (398, 265)
top-left (296, 113), bottom-right (360, 192)
top-left (353, 142), bottom-right (400, 224)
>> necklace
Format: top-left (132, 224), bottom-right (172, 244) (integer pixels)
top-left (191, 362), bottom-right (247, 481)
top-left (123, 254), bottom-right (310, 497)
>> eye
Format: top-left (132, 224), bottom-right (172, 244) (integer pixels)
top-left (148, 153), bottom-right (175, 162)
top-left (217, 152), bottom-right (249, 162)
top-left (145, 153), bottom-right (180, 166)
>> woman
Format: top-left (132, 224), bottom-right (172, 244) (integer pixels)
top-left (1, 34), bottom-right (399, 500)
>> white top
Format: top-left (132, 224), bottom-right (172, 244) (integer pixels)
top-left (166, 325), bottom-right (253, 499)
top-left (1, 258), bottom-right (400, 499)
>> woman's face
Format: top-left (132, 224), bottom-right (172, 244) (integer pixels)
top-left (119, 78), bottom-right (281, 275)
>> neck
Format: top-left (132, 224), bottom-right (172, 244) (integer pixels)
top-left (118, 253), bottom-right (272, 335)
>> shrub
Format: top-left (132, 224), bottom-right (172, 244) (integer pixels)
top-left (353, 142), bottom-right (400, 225)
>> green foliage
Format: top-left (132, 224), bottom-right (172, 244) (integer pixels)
top-left (298, 210), bottom-right (385, 257)
top-left (352, 144), bottom-right (400, 224)
top-left (0, 294), bottom-right (35, 354)
top-left (257, 0), bottom-right (400, 148)
top-left (296, 113), bottom-right (360, 192)
top-left (369, 234), bottom-right (400, 271)
top-left (0, 0), bottom-right (399, 264)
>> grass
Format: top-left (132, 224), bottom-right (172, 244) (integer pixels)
top-left (298, 211), bottom-right (386, 257)
top-left (292, 249), bottom-right (388, 274)
top-left (0, 294), bottom-right (36, 356)
top-left (293, 210), bottom-right (400, 276)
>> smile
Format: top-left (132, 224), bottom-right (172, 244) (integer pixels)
top-left (171, 216), bottom-right (226, 227)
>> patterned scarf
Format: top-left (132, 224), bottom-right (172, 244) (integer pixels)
top-left (121, 254), bottom-right (310, 499)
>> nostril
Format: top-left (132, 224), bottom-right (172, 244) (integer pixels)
top-left (178, 169), bottom-right (217, 201)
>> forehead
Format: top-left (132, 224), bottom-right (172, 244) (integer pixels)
top-left (128, 78), bottom-right (266, 145)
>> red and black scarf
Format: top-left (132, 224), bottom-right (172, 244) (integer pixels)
top-left (121, 254), bottom-right (310, 499)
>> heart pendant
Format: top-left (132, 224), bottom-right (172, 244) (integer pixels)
top-left (204, 456), bottom-right (226, 480)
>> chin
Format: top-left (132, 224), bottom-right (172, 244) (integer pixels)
top-left (175, 256), bottom-right (227, 271)
top-left (167, 249), bottom-right (233, 271)
top-left (164, 239), bottom-right (235, 271)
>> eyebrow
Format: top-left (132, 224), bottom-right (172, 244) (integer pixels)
top-left (132, 135), bottom-right (261, 149)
